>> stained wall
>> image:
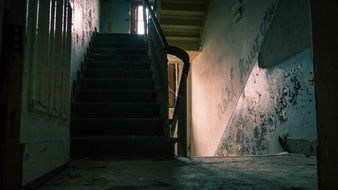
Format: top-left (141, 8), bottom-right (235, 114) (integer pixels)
top-left (71, 0), bottom-right (100, 82)
top-left (215, 49), bottom-right (316, 156)
top-left (188, 0), bottom-right (316, 156)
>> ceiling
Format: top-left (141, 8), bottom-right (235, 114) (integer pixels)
top-left (157, 0), bottom-right (214, 53)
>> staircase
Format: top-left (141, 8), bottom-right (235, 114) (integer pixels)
top-left (70, 33), bottom-right (171, 158)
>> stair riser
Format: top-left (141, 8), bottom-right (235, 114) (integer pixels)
top-left (93, 35), bottom-right (144, 41)
top-left (94, 35), bottom-right (144, 41)
top-left (83, 70), bottom-right (152, 80)
top-left (80, 80), bottom-right (155, 90)
top-left (71, 119), bottom-right (162, 136)
top-left (91, 49), bottom-right (147, 55)
top-left (71, 33), bottom-right (173, 158)
top-left (93, 43), bottom-right (145, 49)
top-left (86, 62), bottom-right (150, 70)
top-left (71, 137), bottom-right (166, 157)
top-left (72, 103), bottom-right (160, 118)
top-left (88, 55), bottom-right (148, 62)
top-left (76, 91), bottom-right (157, 103)
top-left (95, 33), bottom-right (143, 38)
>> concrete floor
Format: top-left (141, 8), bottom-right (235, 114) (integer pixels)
top-left (38, 153), bottom-right (317, 190)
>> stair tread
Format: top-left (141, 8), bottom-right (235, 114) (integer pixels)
top-left (71, 136), bottom-right (164, 139)
top-left (91, 48), bottom-right (146, 51)
top-left (71, 33), bottom-right (172, 157)
top-left (82, 78), bottom-right (153, 81)
top-left (86, 60), bottom-right (150, 64)
top-left (71, 117), bottom-right (160, 120)
top-left (74, 102), bottom-right (157, 104)
top-left (84, 69), bottom-right (151, 71)
top-left (76, 89), bottom-right (155, 92)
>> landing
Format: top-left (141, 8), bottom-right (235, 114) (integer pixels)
top-left (38, 153), bottom-right (317, 190)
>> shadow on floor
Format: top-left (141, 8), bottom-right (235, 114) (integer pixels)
top-left (38, 153), bottom-right (317, 190)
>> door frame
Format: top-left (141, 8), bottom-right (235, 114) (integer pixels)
top-left (311, 0), bottom-right (338, 188)
top-left (0, 0), bottom-right (25, 189)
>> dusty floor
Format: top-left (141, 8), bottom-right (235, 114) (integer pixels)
top-left (38, 153), bottom-right (317, 190)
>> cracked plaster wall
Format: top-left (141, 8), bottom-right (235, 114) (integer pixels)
top-left (188, 0), bottom-right (316, 156)
top-left (71, 0), bottom-right (100, 82)
top-left (215, 49), bottom-right (316, 156)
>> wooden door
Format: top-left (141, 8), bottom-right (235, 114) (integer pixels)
top-left (20, 0), bottom-right (72, 186)
top-left (1, 0), bottom-right (73, 188)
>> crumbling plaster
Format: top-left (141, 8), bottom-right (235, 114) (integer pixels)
top-left (215, 49), bottom-right (316, 156)
top-left (189, 0), bottom-right (279, 156)
top-left (71, 0), bottom-right (100, 82)
top-left (188, 0), bottom-right (316, 156)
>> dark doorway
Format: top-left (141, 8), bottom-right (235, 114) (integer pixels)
top-left (0, 0), bottom-right (25, 189)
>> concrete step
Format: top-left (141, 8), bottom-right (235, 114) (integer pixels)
top-left (83, 69), bottom-right (153, 80)
top-left (94, 36), bottom-right (144, 43)
top-left (95, 33), bottom-right (144, 39)
top-left (70, 136), bottom-right (168, 157)
top-left (88, 55), bottom-right (148, 62)
top-left (86, 61), bottom-right (150, 70)
top-left (76, 90), bottom-right (157, 103)
top-left (91, 48), bottom-right (147, 55)
top-left (93, 41), bottom-right (145, 49)
top-left (79, 79), bottom-right (154, 90)
top-left (71, 33), bottom-right (174, 158)
top-left (71, 118), bottom-right (163, 136)
top-left (71, 103), bottom-right (160, 118)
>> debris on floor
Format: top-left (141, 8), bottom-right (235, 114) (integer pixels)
top-left (38, 153), bottom-right (317, 190)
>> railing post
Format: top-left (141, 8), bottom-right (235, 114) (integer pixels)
top-left (142, 0), bottom-right (189, 157)
top-left (143, 3), bottom-right (147, 36)
top-left (178, 82), bottom-right (187, 157)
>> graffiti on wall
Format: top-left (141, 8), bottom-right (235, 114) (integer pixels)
top-left (217, 1), bottom-right (279, 120)
top-left (239, 1), bottom-right (278, 84)
top-left (217, 80), bottom-right (235, 120)
top-left (215, 49), bottom-right (317, 156)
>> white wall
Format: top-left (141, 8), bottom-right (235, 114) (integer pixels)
top-left (188, 0), bottom-right (316, 156)
top-left (214, 0), bottom-right (315, 156)
top-left (188, 0), bottom-right (279, 156)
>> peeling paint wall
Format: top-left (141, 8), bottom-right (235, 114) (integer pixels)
top-left (189, 0), bottom-right (316, 156)
top-left (215, 49), bottom-right (316, 156)
top-left (214, 0), bottom-right (316, 156)
top-left (189, 0), bottom-right (279, 156)
top-left (71, 0), bottom-right (100, 82)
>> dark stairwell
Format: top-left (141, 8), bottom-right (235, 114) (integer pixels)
top-left (70, 33), bottom-right (171, 158)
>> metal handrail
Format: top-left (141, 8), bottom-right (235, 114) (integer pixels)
top-left (166, 46), bottom-right (189, 126)
top-left (142, 0), bottom-right (168, 48)
top-left (142, 0), bottom-right (190, 156)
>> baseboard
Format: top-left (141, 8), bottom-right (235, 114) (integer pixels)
top-left (21, 163), bottom-right (68, 190)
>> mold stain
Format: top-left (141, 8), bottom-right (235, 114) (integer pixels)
top-left (215, 49), bottom-right (316, 156)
